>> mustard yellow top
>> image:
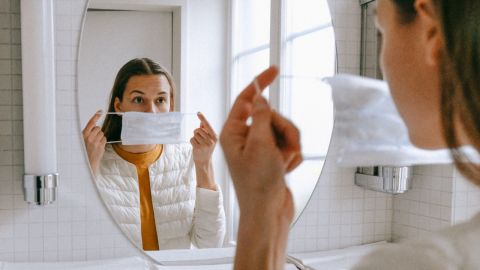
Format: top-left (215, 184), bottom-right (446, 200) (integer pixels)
top-left (113, 144), bottom-right (163, 251)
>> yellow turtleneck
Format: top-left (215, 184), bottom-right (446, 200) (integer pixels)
top-left (113, 144), bottom-right (163, 251)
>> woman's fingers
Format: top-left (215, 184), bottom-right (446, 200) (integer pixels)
top-left (194, 128), bottom-right (215, 146)
top-left (196, 112), bottom-right (217, 140)
top-left (84, 126), bottom-right (106, 148)
top-left (271, 111), bottom-right (301, 154)
top-left (94, 129), bottom-right (106, 144)
top-left (82, 110), bottom-right (103, 137)
top-left (227, 66), bottom-right (279, 124)
top-left (87, 126), bottom-right (101, 140)
top-left (100, 136), bottom-right (107, 145)
top-left (190, 136), bottom-right (201, 147)
top-left (286, 153), bottom-right (303, 173)
top-left (194, 128), bottom-right (208, 140)
top-left (221, 66), bottom-right (279, 154)
top-left (247, 95), bottom-right (275, 146)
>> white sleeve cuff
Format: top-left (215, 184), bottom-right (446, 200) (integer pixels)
top-left (196, 186), bottom-right (222, 211)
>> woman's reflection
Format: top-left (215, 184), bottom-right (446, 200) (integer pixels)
top-left (82, 58), bottom-right (226, 250)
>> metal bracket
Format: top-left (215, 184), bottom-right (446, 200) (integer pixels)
top-left (355, 166), bottom-right (412, 194)
top-left (24, 173), bottom-right (59, 205)
top-left (359, 0), bottom-right (376, 6)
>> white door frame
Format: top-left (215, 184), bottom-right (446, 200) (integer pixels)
top-left (87, 0), bottom-right (188, 111)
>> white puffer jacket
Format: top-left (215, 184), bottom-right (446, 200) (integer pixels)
top-left (95, 143), bottom-right (226, 250)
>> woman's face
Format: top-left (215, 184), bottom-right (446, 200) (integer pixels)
top-left (376, 0), bottom-right (445, 149)
top-left (115, 74), bottom-right (171, 113)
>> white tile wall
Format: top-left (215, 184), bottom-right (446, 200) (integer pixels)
top-left (0, 0), bottom-right (370, 261)
top-left (391, 165), bottom-right (480, 241)
top-left (452, 168), bottom-right (480, 224)
top-left (2, 0), bottom-right (477, 262)
top-left (288, 132), bottom-right (393, 252)
top-left (0, 0), bottom-right (140, 262)
top-left (330, 0), bottom-right (361, 75)
top-left (392, 165), bottom-right (454, 241)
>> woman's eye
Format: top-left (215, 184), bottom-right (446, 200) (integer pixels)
top-left (132, 97), bottom-right (143, 104)
top-left (156, 97), bottom-right (166, 104)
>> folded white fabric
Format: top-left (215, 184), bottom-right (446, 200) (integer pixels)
top-left (323, 74), bottom-right (461, 167)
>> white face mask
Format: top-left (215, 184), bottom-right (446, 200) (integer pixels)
top-left (105, 112), bottom-right (197, 145)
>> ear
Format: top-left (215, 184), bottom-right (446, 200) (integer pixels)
top-left (415, 0), bottom-right (443, 66)
top-left (114, 97), bottom-right (122, 113)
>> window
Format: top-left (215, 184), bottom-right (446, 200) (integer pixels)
top-left (281, 0), bottom-right (335, 222)
top-left (231, 0), bottom-right (271, 101)
top-left (227, 0), bottom-right (335, 243)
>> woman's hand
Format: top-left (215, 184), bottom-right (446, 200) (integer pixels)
top-left (220, 66), bottom-right (302, 270)
top-left (191, 112), bottom-right (218, 190)
top-left (82, 111), bottom-right (107, 176)
top-left (191, 112), bottom-right (218, 165)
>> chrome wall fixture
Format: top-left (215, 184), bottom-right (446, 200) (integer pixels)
top-left (21, 0), bottom-right (59, 205)
top-left (24, 174), bottom-right (59, 205)
top-left (357, 0), bottom-right (413, 194)
top-left (359, 0), bottom-right (382, 79)
top-left (355, 166), bottom-right (412, 194)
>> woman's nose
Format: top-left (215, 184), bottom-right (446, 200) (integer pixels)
top-left (145, 102), bottom-right (158, 113)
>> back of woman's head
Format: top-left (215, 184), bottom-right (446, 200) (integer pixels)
top-left (101, 58), bottom-right (177, 142)
top-left (391, 0), bottom-right (480, 183)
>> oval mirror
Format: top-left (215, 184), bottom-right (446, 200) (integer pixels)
top-left (77, 0), bottom-right (336, 264)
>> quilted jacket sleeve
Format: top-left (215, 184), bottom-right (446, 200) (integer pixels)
top-left (190, 186), bottom-right (226, 248)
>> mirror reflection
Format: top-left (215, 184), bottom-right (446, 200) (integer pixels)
top-left (77, 0), bottom-right (336, 260)
top-left (81, 58), bottom-right (226, 251)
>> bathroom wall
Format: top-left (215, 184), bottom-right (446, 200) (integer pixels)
top-left (288, 0), bottom-right (480, 253)
top-left (452, 169), bottom-right (480, 224)
top-left (2, 0), bottom-right (475, 262)
top-left (0, 0), bottom-right (228, 262)
top-left (0, 0), bottom-right (374, 261)
top-left (392, 165), bottom-right (454, 240)
top-left (288, 0), bottom-right (394, 252)
top-left (0, 0), bottom-right (141, 262)
top-left (392, 165), bottom-right (480, 241)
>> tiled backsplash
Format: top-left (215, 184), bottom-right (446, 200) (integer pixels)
top-left (0, 0), bottom-right (139, 262)
top-left (451, 169), bottom-right (480, 223)
top-left (392, 165), bottom-right (454, 241)
top-left (288, 131), bottom-right (394, 252)
top-left (392, 166), bottom-right (480, 241)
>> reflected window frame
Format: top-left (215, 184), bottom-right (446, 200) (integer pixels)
top-left (225, 0), bottom-right (336, 245)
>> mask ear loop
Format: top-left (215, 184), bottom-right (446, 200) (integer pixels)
top-left (253, 77), bottom-right (261, 96)
top-left (103, 112), bottom-right (124, 116)
top-left (246, 77), bottom-right (263, 126)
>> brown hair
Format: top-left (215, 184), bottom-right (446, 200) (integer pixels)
top-left (391, 0), bottom-right (480, 183)
top-left (101, 58), bottom-right (176, 142)
top-left (391, 0), bottom-right (417, 23)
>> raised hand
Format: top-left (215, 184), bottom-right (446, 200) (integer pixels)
top-left (82, 111), bottom-right (107, 175)
top-left (220, 66), bottom-right (302, 270)
top-left (191, 112), bottom-right (218, 165)
top-left (191, 112), bottom-right (218, 190)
